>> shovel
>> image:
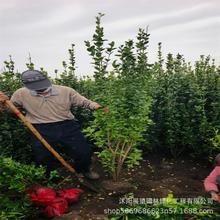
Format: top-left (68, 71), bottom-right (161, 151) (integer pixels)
top-left (4, 100), bottom-right (99, 193)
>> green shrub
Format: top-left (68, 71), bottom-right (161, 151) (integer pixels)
top-left (0, 157), bottom-right (46, 220)
top-left (0, 58), bottom-right (32, 162)
top-left (84, 17), bottom-right (152, 181)
top-left (84, 75), bottom-right (152, 181)
top-left (212, 133), bottom-right (220, 151)
top-left (150, 51), bottom-right (220, 158)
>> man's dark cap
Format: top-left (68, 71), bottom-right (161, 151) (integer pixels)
top-left (21, 70), bottom-right (51, 90)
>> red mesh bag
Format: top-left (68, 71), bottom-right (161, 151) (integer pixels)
top-left (26, 186), bottom-right (83, 218)
top-left (26, 186), bottom-right (57, 206)
top-left (57, 188), bottom-right (84, 204)
top-left (43, 197), bottom-right (68, 218)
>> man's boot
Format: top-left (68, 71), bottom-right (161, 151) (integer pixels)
top-left (82, 168), bottom-right (100, 180)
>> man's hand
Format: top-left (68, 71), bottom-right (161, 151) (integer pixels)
top-left (93, 103), bottom-right (109, 113)
top-left (211, 191), bottom-right (219, 202)
top-left (0, 92), bottom-right (9, 104)
top-left (103, 107), bottom-right (109, 113)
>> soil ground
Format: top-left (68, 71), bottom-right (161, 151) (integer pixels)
top-left (30, 153), bottom-right (213, 220)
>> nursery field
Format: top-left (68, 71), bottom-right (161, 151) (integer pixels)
top-left (30, 154), bottom-right (218, 220)
top-left (0, 14), bottom-right (220, 220)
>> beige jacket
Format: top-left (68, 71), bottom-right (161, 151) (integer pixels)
top-left (7, 85), bottom-right (97, 124)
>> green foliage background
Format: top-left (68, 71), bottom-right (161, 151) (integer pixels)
top-left (1, 14), bottom-right (219, 163)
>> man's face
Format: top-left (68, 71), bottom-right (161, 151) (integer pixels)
top-left (35, 88), bottom-right (48, 94)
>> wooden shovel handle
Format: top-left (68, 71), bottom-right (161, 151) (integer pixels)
top-left (5, 100), bottom-right (75, 173)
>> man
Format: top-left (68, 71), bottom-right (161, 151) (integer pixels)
top-left (204, 153), bottom-right (220, 202)
top-left (0, 70), bottom-right (106, 179)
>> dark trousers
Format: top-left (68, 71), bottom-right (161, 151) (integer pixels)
top-left (31, 120), bottom-right (92, 174)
